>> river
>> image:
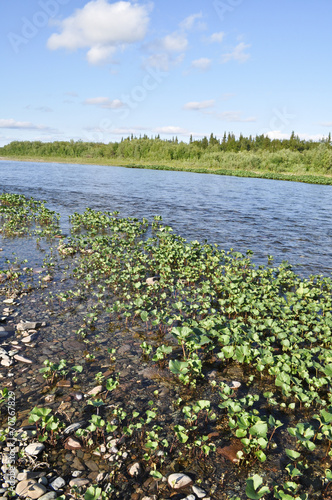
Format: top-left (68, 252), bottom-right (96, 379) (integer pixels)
top-left (0, 160), bottom-right (331, 277)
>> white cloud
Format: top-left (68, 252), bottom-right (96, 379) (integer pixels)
top-left (320, 122), bottom-right (332, 127)
top-left (209, 32), bottom-right (225, 43)
top-left (25, 105), bottom-right (53, 113)
top-left (162, 32), bottom-right (188, 52)
top-left (184, 100), bottom-right (215, 111)
top-left (266, 130), bottom-right (325, 141)
top-left (47, 0), bottom-right (151, 64)
top-left (0, 119), bottom-right (52, 130)
top-left (221, 42), bottom-right (251, 63)
top-left (154, 126), bottom-right (188, 135)
top-left (179, 13), bottom-right (206, 31)
top-left (146, 52), bottom-right (184, 71)
top-left (84, 97), bottom-right (124, 109)
top-left (190, 58), bottom-right (212, 72)
top-left (217, 111), bottom-right (256, 122)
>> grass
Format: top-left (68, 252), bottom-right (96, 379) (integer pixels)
top-left (1, 153), bottom-right (332, 186)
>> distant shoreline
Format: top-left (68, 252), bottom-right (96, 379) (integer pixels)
top-left (1, 155), bottom-right (332, 186)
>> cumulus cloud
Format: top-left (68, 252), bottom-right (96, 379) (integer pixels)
top-left (266, 130), bottom-right (325, 141)
top-left (190, 58), bottom-right (212, 72)
top-left (209, 31), bottom-right (225, 43)
top-left (47, 0), bottom-right (151, 64)
top-left (84, 97), bottom-right (124, 109)
top-left (0, 119), bottom-right (52, 130)
top-left (183, 100), bottom-right (215, 111)
top-left (217, 111), bottom-right (256, 122)
top-left (221, 42), bottom-right (251, 63)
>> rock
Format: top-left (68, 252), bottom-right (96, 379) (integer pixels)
top-left (64, 437), bottom-right (82, 450)
top-left (0, 356), bottom-right (12, 367)
top-left (229, 380), bottom-right (241, 389)
top-left (69, 478), bottom-right (90, 487)
top-left (128, 462), bottom-right (141, 477)
top-left (64, 422), bottom-right (84, 435)
top-left (38, 493), bottom-right (58, 500)
top-left (183, 496), bottom-right (196, 500)
top-left (0, 327), bottom-right (13, 338)
top-left (17, 322), bottom-right (41, 331)
top-left (21, 333), bottom-right (38, 344)
top-left (49, 477), bottom-right (66, 490)
top-left (3, 299), bottom-right (15, 304)
top-left (85, 460), bottom-right (99, 472)
top-left (17, 472), bottom-right (46, 481)
top-left (14, 354), bottom-right (33, 364)
top-left (72, 457), bottom-right (85, 471)
top-left (146, 276), bottom-right (159, 285)
top-left (217, 441), bottom-right (243, 463)
top-left (192, 485), bottom-right (207, 498)
top-left (38, 477), bottom-right (48, 486)
top-left (71, 471), bottom-right (83, 478)
top-left (86, 385), bottom-right (103, 396)
top-left (42, 275), bottom-right (52, 282)
top-left (25, 443), bottom-right (45, 456)
top-left (15, 479), bottom-right (47, 499)
top-left (168, 473), bottom-right (193, 489)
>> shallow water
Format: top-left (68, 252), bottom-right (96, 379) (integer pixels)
top-left (1, 160), bottom-right (331, 277)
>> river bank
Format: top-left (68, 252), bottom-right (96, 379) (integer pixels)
top-left (1, 155), bottom-right (332, 186)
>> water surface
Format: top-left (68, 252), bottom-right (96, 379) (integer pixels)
top-left (1, 160), bottom-right (331, 277)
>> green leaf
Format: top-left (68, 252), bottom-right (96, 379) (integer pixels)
top-left (285, 448), bottom-right (301, 461)
top-left (245, 475), bottom-right (270, 499)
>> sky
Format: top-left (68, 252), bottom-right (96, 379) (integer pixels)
top-left (1, 0), bottom-right (332, 146)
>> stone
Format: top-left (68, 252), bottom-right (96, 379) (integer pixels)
top-left (3, 299), bottom-right (15, 304)
top-left (14, 354), bottom-right (33, 364)
top-left (49, 477), bottom-right (66, 490)
top-left (38, 493), bottom-right (57, 500)
top-left (86, 385), bottom-right (103, 396)
top-left (168, 473), bottom-right (193, 490)
top-left (192, 485), bottom-right (207, 498)
top-left (72, 457), bottom-right (85, 471)
top-left (69, 478), bottom-right (90, 487)
top-left (217, 442), bottom-right (243, 463)
top-left (71, 471), bottom-right (83, 478)
top-left (56, 379), bottom-right (71, 388)
top-left (64, 422), bottom-right (84, 435)
top-left (64, 437), bottom-right (82, 450)
top-left (17, 322), bottom-right (41, 331)
top-left (25, 443), bottom-right (45, 456)
top-left (17, 473), bottom-right (46, 481)
top-left (84, 460), bottom-right (99, 472)
top-left (183, 496), bottom-right (196, 500)
top-left (21, 333), bottom-right (38, 344)
top-left (128, 462), bottom-right (141, 477)
top-left (229, 380), bottom-right (241, 389)
top-left (146, 276), bottom-right (159, 285)
top-left (0, 327), bottom-right (13, 338)
top-left (15, 479), bottom-right (47, 499)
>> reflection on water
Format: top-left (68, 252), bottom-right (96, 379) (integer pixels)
top-left (0, 160), bottom-right (331, 277)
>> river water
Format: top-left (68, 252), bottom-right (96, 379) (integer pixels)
top-left (0, 160), bottom-right (331, 277)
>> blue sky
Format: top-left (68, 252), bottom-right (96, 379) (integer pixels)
top-left (1, 0), bottom-right (332, 146)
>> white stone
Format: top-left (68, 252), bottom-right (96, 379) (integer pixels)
top-left (192, 485), bottom-right (207, 498)
top-left (25, 443), bottom-right (45, 456)
top-left (69, 478), bottom-right (90, 487)
top-left (168, 473), bottom-right (193, 489)
top-left (128, 462), bottom-right (141, 477)
top-left (14, 354), bottom-right (33, 364)
top-left (50, 477), bottom-right (66, 490)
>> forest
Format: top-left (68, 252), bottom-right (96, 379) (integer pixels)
top-left (1, 132), bottom-right (332, 181)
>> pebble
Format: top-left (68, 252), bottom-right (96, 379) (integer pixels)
top-left (168, 473), bottom-right (193, 489)
top-left (21, 333), bottom-right (38, 344)
top-left (49, 477), bottom-right (66, 490)
top-left (64, 437), bottom-right (82, 450)
top-left (183, 496), bottom-right (196, 500)
top-left (38, 493), bottom-right (57, 500)
top-left (17, 473), bottom-right (46, 481)
top-left (192, 485), bottom-right (207, 498)
top-left (14, 354), bottom-right (33, 364)
top-left (71, 471), bottom-right (83, 478)
top-left (25, 443), bottom-right (45, 456)
top-left (69, 478), bottom-right (90, 487)
top-left (64, 422), bottom-right (84, 435)
top-left (15, 479), bottom-right (47, 499)
top-left (86, 385), bottom-right (103, 396)
top-left (128, 462), bottom-right (141, 477)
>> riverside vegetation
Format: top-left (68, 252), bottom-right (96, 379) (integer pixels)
top-left (1, 133), bottom-right (332, 185)
top-left (0, 192), bottom-right (332, 499)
